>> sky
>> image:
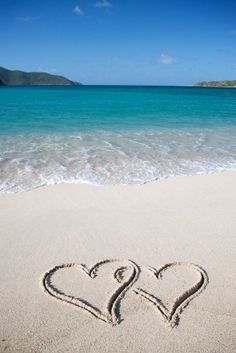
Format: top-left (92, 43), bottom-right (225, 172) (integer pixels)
top-left (0, 0), bottom-right (236, 85)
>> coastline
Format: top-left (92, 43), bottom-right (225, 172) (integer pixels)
top-left (1, 168), bottom-right (236, 194)
top-left (1, 85), bottom-right (236, 194)
top-left (0, 171), bottom-right (235, 353)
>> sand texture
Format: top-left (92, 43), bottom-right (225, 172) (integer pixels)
top-left (0, 172), bottom-right (236, 353)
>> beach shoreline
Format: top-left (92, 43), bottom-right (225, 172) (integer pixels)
top-left (0, 171), bottom-right (235, 353)
top-left (1, 85), bottom-right (236, 193)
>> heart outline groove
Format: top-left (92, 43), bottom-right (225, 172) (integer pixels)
top-left (133, 262), bottom-right (209, 327)
top-left (42, 259), bottom-right (139, 326)
top-left (42, 259), bottom-right (208, 327)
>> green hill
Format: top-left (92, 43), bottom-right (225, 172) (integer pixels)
top-left (0, 66), bottom-right (80, 86)
top-left (0, 79), bottom-right (4, 86)
top-left (195, 80), bottom-right (236, 87)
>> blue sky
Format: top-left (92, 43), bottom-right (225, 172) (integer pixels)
top-left (0, 0), bottom-right (236, 85)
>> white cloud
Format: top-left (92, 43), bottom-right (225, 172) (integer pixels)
top-left (157, 53), bottom-right (174, 65)
top-left (74, 5), bottom-right (84, 15)
top-left (49, 68), bottom-right (58, 74)
top-left (230, 30), bottom-right (236, 35)
top-left (36, 67), bottom-right (58, 74)
top-left (93, 0), bottom-right (112, 8)
top-left (17, 16), bottom-right (38, 22)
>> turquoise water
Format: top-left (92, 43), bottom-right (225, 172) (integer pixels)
top-left (0, 86), bottom-right (236, 192)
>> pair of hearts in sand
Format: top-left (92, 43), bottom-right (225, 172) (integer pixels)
top-left (42, 259), bottom-right (208, 327)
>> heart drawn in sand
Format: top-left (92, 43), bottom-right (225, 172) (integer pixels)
top-left (133, 262), bottom-right (208, 327)
top-left (42, 259), bottom-right (139, 326)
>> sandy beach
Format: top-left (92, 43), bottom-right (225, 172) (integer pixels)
top-left (0, 171), bottom-right (235, 353)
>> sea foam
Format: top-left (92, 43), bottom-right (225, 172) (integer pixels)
top-left (0, 127), bottom-right (235, 192)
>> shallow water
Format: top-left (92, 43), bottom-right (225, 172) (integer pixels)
top-left (0, 86), bottom-right (236, 192)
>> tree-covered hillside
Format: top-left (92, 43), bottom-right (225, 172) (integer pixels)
top-left (0, 66), bottom-right (80, 86)
top-left (195, 80), bottom-right (236, 87)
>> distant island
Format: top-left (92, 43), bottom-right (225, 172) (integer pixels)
top-left (0, 66), bottom-right (81, 86)
top-left (195, 80), bottom-right (236, 87)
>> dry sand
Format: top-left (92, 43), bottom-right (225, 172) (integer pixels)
top-left (0, 172), bottom-right (235, 353)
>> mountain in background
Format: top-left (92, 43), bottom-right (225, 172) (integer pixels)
top-left (0, 66), bottom-right (81, 86)
top-left (195, 80), bottom-right (236, 87)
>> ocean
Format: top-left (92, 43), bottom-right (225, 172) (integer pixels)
top-left (0, 85), bottom-right (236, 192)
